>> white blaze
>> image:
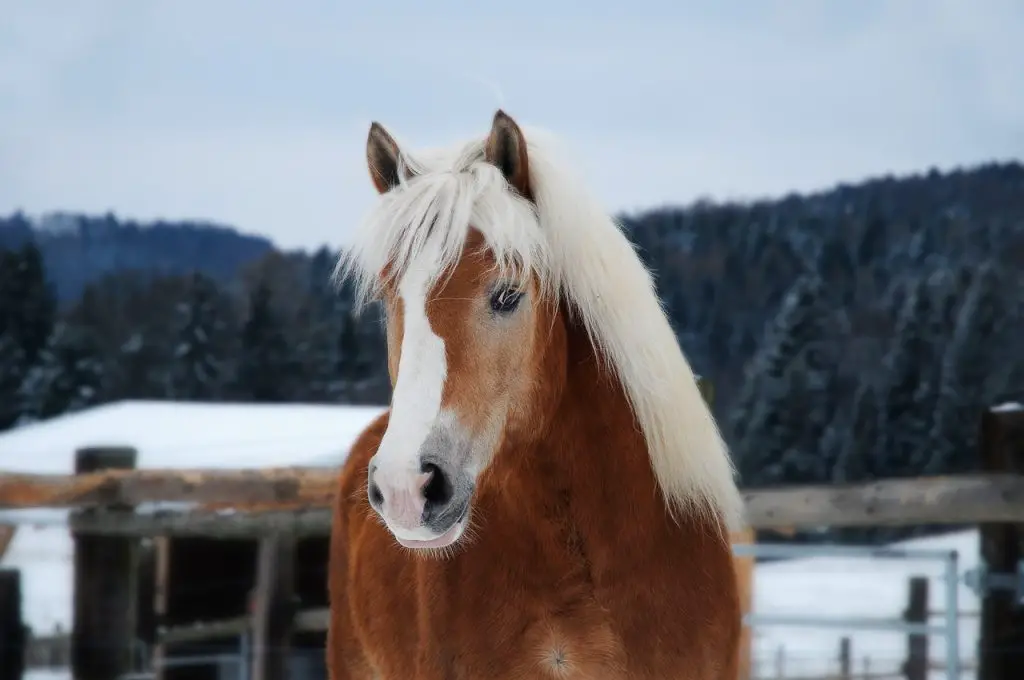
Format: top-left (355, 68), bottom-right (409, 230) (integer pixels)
top-left (371, 261), bottom-right (448, 537)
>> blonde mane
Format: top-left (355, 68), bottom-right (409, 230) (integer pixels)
top-left (335, 126), bottom-right (744, 531)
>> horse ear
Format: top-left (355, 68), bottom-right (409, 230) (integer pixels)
top-left (366, 122), bottom-right (407, 194)
top-left (484, 110), bottom-right (533, 200)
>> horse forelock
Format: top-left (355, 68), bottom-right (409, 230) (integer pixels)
top-left (335, 125), bottom-right (744, 532)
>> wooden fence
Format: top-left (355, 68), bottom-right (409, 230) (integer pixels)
top-left (1, 405), bottom-right (1022, 680)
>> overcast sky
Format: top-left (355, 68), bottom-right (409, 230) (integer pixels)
top-left (2, 1), bottom-right (1022, 251)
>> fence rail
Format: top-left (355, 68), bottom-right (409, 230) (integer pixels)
top-left (3, 469), bottom-right (1024, 536)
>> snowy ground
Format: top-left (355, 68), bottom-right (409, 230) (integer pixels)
top-left (748, 529), bottom-right (977, 680)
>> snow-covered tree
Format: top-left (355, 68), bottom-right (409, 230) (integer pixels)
top-left (20, 322), bottom-right (104, 422)
top-left (168, 273), bottom-right (232, 400)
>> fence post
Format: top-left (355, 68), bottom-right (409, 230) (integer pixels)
top-left (978, 405), bottom-right (1024, 680)
top-left (903, 576), bottom-right (928, 680)
top-left (838, 636), bottom-right (851, 680)
top-left (71, 446), bottom-right (140, 680)
top-left (250, 533), bottom-right (296, 680)
top-left (0, 569), bottom-right (25, 680)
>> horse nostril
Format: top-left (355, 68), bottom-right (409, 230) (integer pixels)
top-left (421, 462), bottom-right (454, 510)
top-left (367, 463), bottom-right (384, 510)
top-left (368, 481), bottom-right (384, 509)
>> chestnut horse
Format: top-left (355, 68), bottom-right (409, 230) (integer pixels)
top-left (327, 110), bottom-right (745, 679)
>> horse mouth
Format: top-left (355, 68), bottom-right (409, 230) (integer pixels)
top-left (395, 519), bottom-right (465, 550)
top-left (396, 502), bottom-right (470, 550)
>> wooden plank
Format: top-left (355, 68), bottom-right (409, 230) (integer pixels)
top-left (52, 472), bottom-right (1024, 538)
top-left (157, 607), bottom-right (330, 646)
top-left (71, 447), bottom-right (140, 680)
top-left (743, 472), bottom-right (1024, 529)
top-left (250, 533), bottom-right (296, 680)
top-left (69, 507), bottom-right (335, 538)
top-left (978, 406), bottom-right (1024, 680)
top-left (151, 537), bottom-right (170, 680)
top-left (0, 466), bottom-right (337, 509)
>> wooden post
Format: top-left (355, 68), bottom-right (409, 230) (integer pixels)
top-left (978, 405), bottom-right (1024, 680)
top-left (150, 537), bottom-right (170, 680)
top-left (71, 447), bottom-right (139, 680)
top-left (0, 569), bottom-right (26, 680)
top-left (902, 576), bottom-right (928, 680)
top-left (250, 533), bottom-right (296, 680)
top-left (838, 636), bottom-right (851, 680)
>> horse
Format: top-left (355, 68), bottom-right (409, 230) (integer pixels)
top-left (327, 109), bottom-right (746, 680)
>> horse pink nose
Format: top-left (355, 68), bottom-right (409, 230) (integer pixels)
top-left (368, 462), bottom-right (452, 530)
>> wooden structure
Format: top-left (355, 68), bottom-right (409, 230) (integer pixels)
top-left (0, 405), bottom-right (1023, 680)
top-left (977, 406), bottom-right (1024, 680)
top-left (0, 569), bottom-right (26, 680)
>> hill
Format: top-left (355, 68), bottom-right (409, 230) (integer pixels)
top-left (0, 211), bottom-right (275, 302)
top-left (2, 159), bottom-right (1023, 543)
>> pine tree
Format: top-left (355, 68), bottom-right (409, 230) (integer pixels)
top-left (833, 383), bottom-right (881, 484)
top-left (20, 322), bottom-right (105, 422)
top-left (730, 274), bottom-right (826, 449)
top-left (168, 273), bottom-right (231, 400)
top-left (234, 280), bottom-right (296, 402)
top-left (877, 276), bottom-right (939, 477)
top-left (0, 330), bottom-right (26, 429)
top-left (735, 274), bottom-right (830, 487)
top-left (7, 242), bottom-right (57, 366)
top-left (926, 262), bottom-right (1006, 474)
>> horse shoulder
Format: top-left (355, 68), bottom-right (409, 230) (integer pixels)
top-left (327, 409), bottom-right (391, 680)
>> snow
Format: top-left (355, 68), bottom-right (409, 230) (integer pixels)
top-left (991, 401), bottom-right (1023, 413)
top-left (749, 529), bottom-right (977, 680)
top-left (0, 399), bottom-right (386, 475)
top-left (25, 671), bottom-right (72, 680)
top-left (0, 399), bottom-right (387, 636)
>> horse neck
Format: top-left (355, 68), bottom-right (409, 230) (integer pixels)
top-left (495, 307), bottom-right (677, 550)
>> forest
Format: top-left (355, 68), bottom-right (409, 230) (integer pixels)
top-left (2, 160), bottom-right (1022, 544)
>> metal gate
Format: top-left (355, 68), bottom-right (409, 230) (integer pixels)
top-left (732, 542), bottom-right (962, 680)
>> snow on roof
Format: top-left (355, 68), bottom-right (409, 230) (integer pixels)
top-left (0, 399), bottom-right (387, 636)
top-left (0, 399), bottom-right (387, 474)
top-left (991, 401), bottom-right (1023, 414)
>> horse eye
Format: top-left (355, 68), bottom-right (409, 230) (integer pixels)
top-left (489, 287), bottom-right (523, 314)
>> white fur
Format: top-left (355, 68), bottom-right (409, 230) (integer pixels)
top-left (336, 122), bottom-right (744, 531)
top-left (371, 250), bottom-right (449, 536)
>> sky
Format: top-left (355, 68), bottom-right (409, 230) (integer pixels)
top-left (1, 1), bottom-right (1023, 251)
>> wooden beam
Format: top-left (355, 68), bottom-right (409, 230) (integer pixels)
top-left (151, 537), bottom-right (170, 680)
top-left (743, 472), bottom-right (1024, 529)
top-left (0, 466), bottom-right (337, 509)
top-left (157, 608), bottom-right (330, 646)
top-left (51, 472), bottom-right (1024, 538)
top-left (978, 406), bottom-right (1024, 680)
top-left (71, 447), bottom-right (140, 680)
top-left (250, 533), bottom-right (296, 680)
top-left (69, 507), bottom-right (334, 538)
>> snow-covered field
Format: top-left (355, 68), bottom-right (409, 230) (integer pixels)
top-left (748, 530), bottom-right (976, 680)
top-left (2, 400), bottom-right (990, 679)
